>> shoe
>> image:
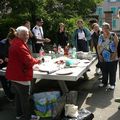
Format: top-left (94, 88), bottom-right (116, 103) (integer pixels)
top-left (97, 70), bottom-right (102, 75)
top-left (98, 77), bottom-right (103, 82)
top-left (99, 83), bottom-right (104, 87)
top-left (6, 97), bottom-right (14, 102)
top-left (107, 84), bottom-right (115, 90)
top-left (16, 115), bottom-right (24, 120)
top-left (31, 115), bottom-right (40, 120)
top-left (115, 98), bottom-right (120, 103)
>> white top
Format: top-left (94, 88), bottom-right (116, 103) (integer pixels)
top-left (78, 31), bottom-right (86, 40)
top-left (12, 80), bottom-right (31, 86)
top-left (32, 25), bottom-right (44, 43)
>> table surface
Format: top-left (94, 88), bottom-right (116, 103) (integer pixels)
top-left (0, 54), bottom-right (96, 82)
top-left (33, 56), bottom-right (96, 81)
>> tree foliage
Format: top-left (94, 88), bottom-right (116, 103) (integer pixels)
top-left (0, 0), bottom-right (103, 40)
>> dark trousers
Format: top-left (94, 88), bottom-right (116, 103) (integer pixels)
top-left (100, 61), bottom-right (118, 86)
top-left (0, 76), bottom-right (13, 99)
top-left (12, 82), bottom-right (31, 120)
top-left (77, 40), bottom-right (88, 52)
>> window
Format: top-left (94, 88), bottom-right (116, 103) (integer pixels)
top-left (111, 7), bottom-right (117, 14)
top-left (99, 19), bottom-right (103, 27)
top-left (109, 0), bottom-right (116, 2)
top-left (96, 7), bottom-right (103, 16)
top-left (112, 19), bottom-right (116, 28)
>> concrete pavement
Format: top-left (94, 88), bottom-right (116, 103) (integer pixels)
top-left (0, 61), bottom-right (120, 120)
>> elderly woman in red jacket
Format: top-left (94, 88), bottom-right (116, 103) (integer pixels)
top-left (6, 26), bottom-right (40, 120)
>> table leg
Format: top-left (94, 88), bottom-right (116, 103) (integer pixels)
top-left (58, 81), bottom-right (69, 94)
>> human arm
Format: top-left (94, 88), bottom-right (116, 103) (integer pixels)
top-left (17, 45), bottom-right (41, 69)
top-left (113, 33), bottom-right (119, 48)
top-left (32, 27), bottom-right (50, 43)
top-left (97, 45), bottom-right (103, 62)
top-left (97, 36), bottom-right (104, 62)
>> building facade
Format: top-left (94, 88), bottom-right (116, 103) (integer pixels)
top-left (96, 0), bottom-right (120, 31)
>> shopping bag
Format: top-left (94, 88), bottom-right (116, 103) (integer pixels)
top-left (33, 91), bottom-right (61, 118)
top-left (62, 108), bottom-right (94, 120)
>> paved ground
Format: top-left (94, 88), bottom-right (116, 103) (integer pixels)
top-left (0, 61), bottom-right (120, 120)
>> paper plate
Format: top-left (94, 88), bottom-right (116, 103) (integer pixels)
top-left (39, 63), bottom-right (59, 72)
top-left (56, 69), bottom-right (73, 75)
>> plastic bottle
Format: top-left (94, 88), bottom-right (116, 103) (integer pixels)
top-left (58, 45), bottom-right (64, 56)
top-left (60, 48), bottom-right (64, 55)
top-left (68, 47), bottom-right (73, 58)
top-left (58, 45), bottom-right (61, 54)
top-left (39, 47), bottom-right (45, 57)
top-left (53, 43), bottom-right (57, 54)
top-left (72, 46), bottom-right (77, 59)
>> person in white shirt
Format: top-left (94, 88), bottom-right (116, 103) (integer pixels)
top-left (32, 18), bottom-right (50, 53)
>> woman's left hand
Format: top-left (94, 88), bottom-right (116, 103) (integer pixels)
top-left (0, 59), bottom-right (3, 64)
top-left (4, 57), bottom-right (9, 62)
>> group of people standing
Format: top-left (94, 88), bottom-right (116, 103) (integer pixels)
top-left (0, 15), bottom-right (120, 120)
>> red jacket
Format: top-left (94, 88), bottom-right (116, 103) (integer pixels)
top-left (6, 37), bottom-right (40, 81)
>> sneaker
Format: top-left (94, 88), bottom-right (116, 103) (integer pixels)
top-left (16, 115), bottom-right (24, 120)
top-left (98, 77), bottom-right (103, 82)
top-left (115, 98), bottom-right (120, 103)
top-left (107, 85), bottom-right (115, 90)
top-left (109, 85), bottom-right (115, 90)
top-left (97, 70), bottom-right (102, 75)
top-left (6, 97), bottom-right (14, 102)
top-left (31, 115), bottom-right (40, 120)
top-left (99, 83), bottom-right (104, 87)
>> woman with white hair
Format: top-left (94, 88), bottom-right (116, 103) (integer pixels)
top-left (97, 22), bottom-right (118, 90)
top-left (6, 26), bottom-right (41, 120)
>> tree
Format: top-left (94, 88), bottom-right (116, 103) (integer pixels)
top-left (0, 0), bottom-right (103, 39)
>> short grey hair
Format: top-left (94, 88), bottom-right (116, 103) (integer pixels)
top-left (16, 26), bottom-right (29, 33)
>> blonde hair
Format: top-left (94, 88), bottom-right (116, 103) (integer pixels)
top-left (77, 19), bottom-right (84, 24)
top-left (102, 22), bottom-right (110, 30)
top-left (59, 23), bottom-right (65, 27)
top-left (92, 23), bottom-right (99, 29)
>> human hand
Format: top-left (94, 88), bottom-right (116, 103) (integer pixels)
top-left (98, 55), bottom-right (103, 62)
top-left (44, 38), bottom-right (51, 43)
top-left (0, 59), bottom-right (3, 64)
top-left (4, 57), bottom-right (9, 62)
top-left (33, 64), bottom-right (40, 71)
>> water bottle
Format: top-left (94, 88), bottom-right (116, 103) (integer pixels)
top-left (53, 43), bottom-right (57, 54)
top-left (39, 47), bottom-right (45, 57)
top-left (58, 45), bottom-right (61, 54)
top-left (72, 46), bottom-right (77, 59)
top-left (58, 45), bottom-right (64, 56)
top-left (68, 48), bottom-right (73, 58)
